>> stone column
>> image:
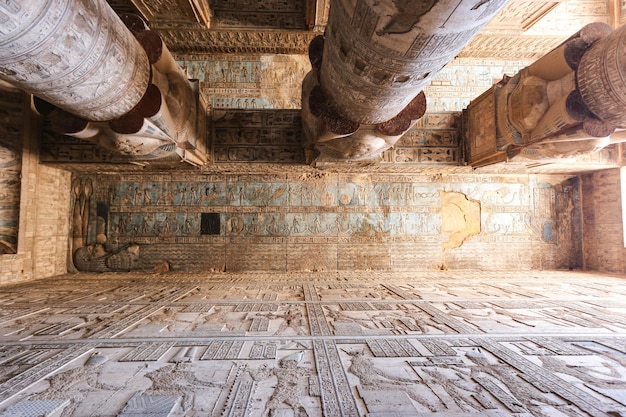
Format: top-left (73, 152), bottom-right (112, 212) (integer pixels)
top-left (466, 22), bottom-right (626, 163)
top-left (0, 0), bottom-right (150, 121)
top-left (302, 0), bottom-right (509, 162)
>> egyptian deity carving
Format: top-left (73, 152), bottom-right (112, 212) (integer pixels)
top-left (494, 23), bottom-right (626, 160)
top-left (248, 351), bottom-right (312, 416)
top-left (71, 177), bottom-right (140, 272)
top-left (73, 243), bottom-right (140, 273)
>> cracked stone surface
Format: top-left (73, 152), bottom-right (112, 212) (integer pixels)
top-left (0, 270), bottom-right (625, 416)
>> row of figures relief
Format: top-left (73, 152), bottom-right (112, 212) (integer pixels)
top-left (112, 212), bottom-right (200, 238)
top-left (114, 181), bottom-right (449, 208)
top-left (109, 212), bottom-right (442, 238)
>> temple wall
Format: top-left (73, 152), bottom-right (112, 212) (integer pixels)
top-left (69, 171), bottom-right (582, 273)
top-left (180, 54), bottom-right (311, 110)
top-left (180, 55), bottom-right (532, 112)
top-left (581, 168), bottom-right (626, 273)
top-left (0, 103), bottom-right (71, 285)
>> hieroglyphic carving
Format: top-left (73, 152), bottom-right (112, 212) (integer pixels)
top-left (0, 345), bottom-right (94, 405)
top-left (459, 35), bottom-right (568, 59)
top-left (484, 1), bottom-right (561, 33)
top-left (118, 394), bottom-right (179, 417)
top-left (313, 340), bottom-right (359, 417)
top-left (381, 112), bottom-right (462, 164)
top-left (0, 272), bottom-right (626, 415)
top-left (199, 341), bottom-right (244, 360)
top-left (0, 400), bottom-right (70, 417)
top-left (366, 339), bottom-right (420, 357)
top-left (183, 54), bottom-right (310, 110)
top-left (160, 29), bottom-right (316, 55)
top-left (72, 171), bottom-right (582, 272)
top-left (474, 338), bottom-right (614, 415)
top-left (212, 110), bottom-right (305, 163)
top-left (127, 0), bottom-right (211, 27)
top-left (0, 0), bottom-right (150, 121)
top-left (119, 342), bottom-right (175, 362)
top-left (317, 0), bottom-right (510, 124)
top-left (212, 0), bottom-right (306, 29)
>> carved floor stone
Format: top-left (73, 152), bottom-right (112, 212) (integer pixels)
top-left (0, 270), bottom-right (625, 416)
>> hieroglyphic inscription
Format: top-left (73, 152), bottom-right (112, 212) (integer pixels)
top-left (307, 303), bottom-right (332, 336)
top-left (420, 340), bottom-right (457, 356)
top-left (0, 1), bottom-right (150, 121)
top-left (200, 341), bottom-right (244, 360)
top-left (213, 110), bottom-right (305, 163)
top-left (1, 349), bottom-right (50, 367)
top-left (118, 394), bottom-right (180, 417)
top-left (34, 322), bottom-right (81, 336)
top-left (312, 340), bottom-right (359, 417)
top-left (366, 339), bottom-right (420, 357)
top-left (212, 0), bottom-right (306, 29)
top-left (76, 171), bottom-right (579, 272)
top-left (222, 373), bottom-right (255, 417)
top-left (0, 271), bottom-right (626, 414)
top-left (88, 305), bottom-right (164, 339)
top-left (119, 342), bottom-right (175, 362)
top-left (233, 303), bottom-right (278, 312)
top-left (0, 308), bottom-right (48, 325)
top-left (249, 342), bottom-right (277, 359)
top-left (473, 375), bottom-right (528, 413)
top-left (527, 337), bottom-right (588, 356)
top-left (0, 400), bottom-right (70, 417)
top-left (338, 302), bottom-right (374, 311)
top-left (0, 345), bottom-right (93, 404)
top-left (180, 303), bottom-right (215, 313)
top-left (249, 317), bottom-right (270, 332)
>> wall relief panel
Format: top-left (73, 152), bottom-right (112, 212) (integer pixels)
top-left (67, 171), bottom-right (582, 272)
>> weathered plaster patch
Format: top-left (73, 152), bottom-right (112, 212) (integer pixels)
top-left (441, 191), bottom-right (481, 249)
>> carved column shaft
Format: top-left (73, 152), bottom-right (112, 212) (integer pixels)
top-left (0, 0), bottom-right (150, 121)
top-left (577, 24), bottom-right (626, 129)
top-left (303, 0), bottom-right (510, 162)
top-left (466, 22), bottom-right (626, 163)
top-left (319, 0), bottom-right (509, 125)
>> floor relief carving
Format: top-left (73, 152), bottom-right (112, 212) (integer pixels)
top-left (0, 271), bottom-right (625, 415)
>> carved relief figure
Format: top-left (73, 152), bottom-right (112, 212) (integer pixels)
top-left (377, 0), bottom-right (437, 35)
top-left (143, 362), bottom-right (222, 411)
top-left (73, 243), bottom-right (140, 273)
top-left (264, 308), bottom-right (308, 336)
top-left (71, 176), bottom-right (141, 272)
top-left (493, 23), bottom-right (626, 160)
top-left (345, 349), bottom-right (441, 411)
top-left (249, 351), bottom-right (312, 417)
top-left (465, 348), bottom-right (581, 416)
